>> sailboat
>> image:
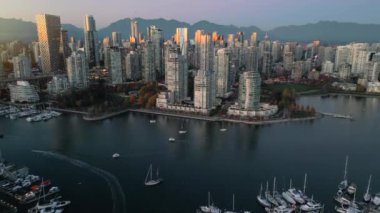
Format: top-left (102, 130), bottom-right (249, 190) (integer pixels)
top-left (272, 177), bottom-right (287, 207)
top-left (363, 175), bottom-right (372, 202)
top-left (225, 194), bottom-right (237, 213)
top-left (282, 179), bottom-right (296, 205)
top-left (144, 164), bottom-right (162, 186)
top-left (265, 181), bottom-right (279, 207)
top-left (338, 156), bottom-right (349, 191)
top-left (257, 183), bottom-right (272, 208)
top-left (178, 120), bottom-right (187, 134)
top-left (198, 192), bottom-right (221, 213)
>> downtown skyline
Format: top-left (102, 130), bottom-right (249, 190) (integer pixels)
top-left (1, 0), bottom-right (380, 30)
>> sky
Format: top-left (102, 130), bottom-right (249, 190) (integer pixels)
top-left (1, 0), bottom-right (380, 30)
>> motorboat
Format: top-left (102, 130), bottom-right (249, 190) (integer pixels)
top-left (372, 193), bottom-right (380, 206)
top-left (149, 119), bottom-right (156, 124)
top-left (288, 188), bottom-right (305, 204)
top-left (178, 120), bottom-right (187, 134)
top-left (112, 153), bottom-right (120, 159)
top-left (282, 191), bottom-right (296, 205)
top-left (168, 137), bottom-right (175, 142)
top-left (144, 164), bottom-right (162, 186)
top-left (300, 199), bottom-right (324, 211)
top-left (257, 183), bottom-right (271, 208)
top-left (219, 128), bottom-right (227, 132)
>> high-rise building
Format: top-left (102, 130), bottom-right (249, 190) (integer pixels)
top-left (103, 37), bottom-right (111, 69)
top-left (131, 19), bottom-right (139, 44)
top-left (59, 28), bottom-right (70, 70)
top-left (214, 48), bottom-right (230, 97)
top-left (165, 43), bottom-right (188, 103)
top-left (322, 61), bottom-right (334, 73)
top-left (84, 15), bottom-right (99, 67)
top-left (0, 58), bottom-right (4, 78)
top-left (142, 41), bottom-right (156, 81)
top-left (13, 54), bottom-right (32, 79)
top-left (335, 46), bottom-right (351, 72)
top-left (9, 81), bottom-right (39, 103)
top-left (239, 70), bottom-right (261, 110)
top-left (125, 51), bottom-right (140, 80)
top-left (261, 51), bottom-right (272, 77)
top-left (271, 41), bottom-right (282, 62)
top-left (245, 46), bottom-right (258, 71)
top-left (339, 63), bottom-right (351, 80)
top-left (295, 44), bottom-right (304, 61)
top-left (199, 34), bottom-right (214, 72)
top-left (109, 47), bottom-right (125, 84)
top-left (36, 14), bottom-right (61, 73)
top-left (350, 43), bottom-right (369, 73)
top-left (283, 52), bottom-right (294, 71)
top-left (112, 32), bottom-right (122, 47)
top-left (250, 32), bottom-right (257, 46)
top-left (31, 42), bottom-right (40, 65)
top-left (194, 70), bottom-right (215, 110)
top-left (175, 28), bottom-right (189, 57)
top-left (147, 26), bottom-right (164, 78)
top-left (47, 75), bottom-right (70, 94)
top-left (66, 51), bottom-right (89, 88)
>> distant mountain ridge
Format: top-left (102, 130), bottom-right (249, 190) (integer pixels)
top-left (1, 17), bottom-right (380, 43)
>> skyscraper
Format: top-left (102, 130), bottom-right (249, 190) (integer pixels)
top-left (131, 19), bottom-right (139, 44)
top-left (194, 70), bottom-right (215, 110)
top-left (112, 32), bottom-right (122, 47)
top-left (84, 15), bottom-right (99, 67)
top-left (36, 14), bottom-right (61, 73)
top-left (165, 43), bottom-right (188, 103)
top-left (125, 51), bottom-right (140, 80)
top-left (239, 70), bottom-right (261, 110)
top-left (250, 32), bottom-right (257, 46)
top-left (59, 28), bottom-right (70, 70)
top-left (66, 51), bottom-right (89, 88)
top-left (214, 48), bottom-right (230, 97)
top-left (142, 41), bottom-right (156, 81)
top-left (335, 46), bottom-right (351, 72)
top-left (147, 26), bottom-right (164, 78)
top-left (109, 47), bottom-right (125, 84)
top-left (199, 34), bottom-right (214, 72)
top-left (175, 28), bottom-right (189, 58)
top-left (13, 54), bottom-right (32, 79)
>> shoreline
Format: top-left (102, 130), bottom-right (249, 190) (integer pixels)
top-left (129, 108), bottom-right (318, 125)
top-left (82, 109), bottom-right (129, 121)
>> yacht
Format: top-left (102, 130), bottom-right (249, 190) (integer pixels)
top-left (372, 193), bottom-right (380, 206)
top-left (266, 206), bottom-right (295, 213)
top-left (257, 183), bottom-right (271, 208)
top-left (198, 192), bottom-right (222, 213)
top-left (112, 153), bottom-right (120, 159)
top-left (288, 188), bottom-right (305, 204)
top-left (144, 164), bottom-right (162, 186)
top-left (282, 180), bottom-right (296, 205)
top-left (300, 198), bottom-right (324, 212)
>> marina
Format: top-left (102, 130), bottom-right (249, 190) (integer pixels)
top-left (0, 104), bottom-right (62, 123)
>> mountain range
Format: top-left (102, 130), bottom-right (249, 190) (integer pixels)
top-left (1, 17), bottom-right (380, 43)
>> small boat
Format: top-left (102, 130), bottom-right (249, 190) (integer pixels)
top-left (266, 205), bottom-right (295, 213)
top-left (168, 137), bottom-right (175, 142)
top-left (363, 175), bottom-right (372, 202)
top-left (321, 94), bottom-right (330, 98)
top-left (0, 134), bottom-right (3, 139)
top-left (257, 183), bottom-right (271, 208)
top-left (149, 120), bottom-right (156, 124)
top-left (112, 153), bottom-right (120, 159)
top-left (347, 183), bottom-right (357, 195)
top-left (198, 192), bottom-right (221, 213)
top-left (288, 188), bottom-right (305, 204)
top-left (219, 122), bottom-right (227, 132)
top-left (144, 164), bottom-right (162, 186)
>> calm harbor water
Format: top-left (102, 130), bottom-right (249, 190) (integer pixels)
top-left (1, 95), bottom-right (380, 213)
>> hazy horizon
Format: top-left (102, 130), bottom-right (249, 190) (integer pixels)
top-left (1, 0), bottom-right (380, 30)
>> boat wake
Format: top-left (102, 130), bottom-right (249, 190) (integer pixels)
top-left (32, 150), bottom-right (127, 213)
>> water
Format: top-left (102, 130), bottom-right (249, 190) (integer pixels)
top-left (0, 95), bottom-right (380, 213)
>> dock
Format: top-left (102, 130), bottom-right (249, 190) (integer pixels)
top-left (320, 112), bottom-right (353, 120)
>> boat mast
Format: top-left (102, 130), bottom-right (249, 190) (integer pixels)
top-left (266, 181), bottom-right (269, 194)
top-left (156, 168), bottom-right (159, 179)
top-left (232, 193), bottom-right (235, 211)
top-left (289, 178), bottom-right (292, 189)
top-left (343, 156), bottom-right (348, 181)
top-left (208, 191), bottom-right (210, 207)
top-left (303, 173), bottom-right (307, 194)
top-left (366, 175), bottom-right (372, 195)
top-left (273, 177), bottom-right (276, 196)
top-left (145, 164), bottom-right (152, 183)
top-left (259, 183), bottom-right (263, 197)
